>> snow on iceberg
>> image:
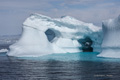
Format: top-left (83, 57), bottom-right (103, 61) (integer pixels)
top-left (7, 13), bottom-right (102, 57)
top-left (97, 15), bottom-right (120, 58)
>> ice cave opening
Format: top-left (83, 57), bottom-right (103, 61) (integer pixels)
top-left (78, 37), bottom-right (93, 52)
top-left (45, 29), bottom-right (56, 42)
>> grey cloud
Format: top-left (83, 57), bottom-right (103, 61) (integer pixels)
top-left (0, 0), bottom-right (120, 35)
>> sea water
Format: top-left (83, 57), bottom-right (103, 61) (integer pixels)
top-left (0, 52), bottom-right (120, 80)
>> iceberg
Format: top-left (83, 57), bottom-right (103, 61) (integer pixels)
top-left (98, 15), bottom-right (120, 58)
top-left (0, 49), bottom-right (8, 53)
top-left (7, 13), bottom-right (102, 57)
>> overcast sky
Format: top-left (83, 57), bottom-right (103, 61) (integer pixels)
top-left (0, 0), bottom-right (120, 35)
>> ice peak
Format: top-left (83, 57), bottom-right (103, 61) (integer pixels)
top-left (57, 15), bottom-right (84, 26)
top-left (61, 15), bottom-right (76, 20)
top-left (30, 13), bottom-right (51, 20)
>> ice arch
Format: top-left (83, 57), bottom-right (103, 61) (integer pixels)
top-left (7, 13), bottom-right (102, 57)
top-left (78, 37), bottom-right (93, 52)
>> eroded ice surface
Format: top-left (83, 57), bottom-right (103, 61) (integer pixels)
top-left (7, 13), bottom-right (102, 57)
top-left (98, 15), bottom-right (120, 58)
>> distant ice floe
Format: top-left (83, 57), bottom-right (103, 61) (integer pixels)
top-left (0, 49), bottom-right (8, 53)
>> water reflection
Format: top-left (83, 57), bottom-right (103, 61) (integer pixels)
top-left (0, 53), bottom-right (120, 80)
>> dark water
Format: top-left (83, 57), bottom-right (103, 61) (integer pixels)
top-left (0, 52), bottom-right (120, 80)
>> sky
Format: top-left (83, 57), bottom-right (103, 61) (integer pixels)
top-left (0, 0), bottom-right (120, 35)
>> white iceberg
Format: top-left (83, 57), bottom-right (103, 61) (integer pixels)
top-left (7, 13), bottom-right (102, 57)
top-left (97, 15), bottom-right (120, 58)
top-left (0, 49), bottom-right (8, 53)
